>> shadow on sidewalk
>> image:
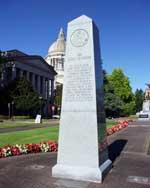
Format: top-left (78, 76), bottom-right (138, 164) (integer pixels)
top-left (108, 139), bottom-right (127, 163)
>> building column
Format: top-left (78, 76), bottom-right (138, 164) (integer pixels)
top-left (32, 73), bottom-right (36, 90)
top-left (48, 80), bottom-right (51, 98)
top-left (26, 71), bottom-right (30, 81)
top-left (37, 75), bottom-right (41, 95)
top-left (16, 68), bottom-right (19, 79)
top-left (51, 79), bottom-right (54, 100)
top-left (12, 65), bottom-right (16, 80)
top-left (20, 70), bottom-right (23, 78)
top-left (45, 79), bottom-right (49, 99)
top-left (53, 58), bottom-right (55, 69)
top-left (1, 69), bottom-right (6, 81)
top-left (42, 77), bottom-right (46, 99)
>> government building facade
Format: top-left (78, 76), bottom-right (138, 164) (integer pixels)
top-left (0, 50), bottom-right (57, 115)
top-left (0, 29), bottom-right (66, 116)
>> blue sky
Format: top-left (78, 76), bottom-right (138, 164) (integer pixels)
top-left (0, 0), bottom-right (150, 91)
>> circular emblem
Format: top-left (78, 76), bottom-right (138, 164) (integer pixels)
top-left (70, 29), bottom-right (89, 47)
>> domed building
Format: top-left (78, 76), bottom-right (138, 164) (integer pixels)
top-left (45, 28), bottom-right (66, 87)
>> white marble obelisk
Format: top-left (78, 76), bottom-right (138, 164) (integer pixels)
top-left (52, 15), bottom-right (112, 183)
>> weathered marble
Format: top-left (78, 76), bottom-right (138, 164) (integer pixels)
top-left (52, 15), bottom-right (111, 183)
top-left (138, 85), bottom-right (150, 120)
top-left (143, 101), bottom-right (150, 112)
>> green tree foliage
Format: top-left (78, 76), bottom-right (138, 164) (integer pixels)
top-left (0, 51), bottom-right (6, 74)
top-left (135, 89), bottom-right (144, 112)
top-left (54, 84), bottom-right (63, 107)
top-left (122, 101), bottom-right (136, 116)
top-left (0, 77), bottom-right (43, 116)
top-left (103, 69), bottom-right (135, 117)
top-left (9, 78), bottom-right (42, 115)
top-left (103, 71), bottom-right (123, 117)
top-left (108, 69), bottom-right (133, 102)
top-left (0, 84), bottom-right (11, 115)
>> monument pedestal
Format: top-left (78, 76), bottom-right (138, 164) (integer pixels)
top-left (52, 159), bottom-right (112, 183)
top-left (138, 100), bottom-right (150, 121)
top-left (138, 113), bottom-right (150, 121)
top-left (52, 15), bottom-right (111, 183)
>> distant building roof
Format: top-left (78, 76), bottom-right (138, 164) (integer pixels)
top-left (3, 49), bottom-right (57, 75)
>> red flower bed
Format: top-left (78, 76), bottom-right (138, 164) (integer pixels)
top-left (0, 120), bottom-right (129, 159)
top-left (0, 141), bottom-right (58, 159)
top-left (106, 120), bottom-right (129, 136)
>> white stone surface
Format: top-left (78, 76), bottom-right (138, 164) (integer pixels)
top-left (138, 101), bottom-right (150, 120)
top-left (52, 159), bottom-right (112, 183)
top-left (143, 101), bottom-right (150, 112)
top-left (52, 15), bottom-right (111, 183)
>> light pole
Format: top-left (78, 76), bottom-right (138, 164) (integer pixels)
top-left (39, 96), bottom-right (43, 123)
top-left (39, 96), bottom-right (43, 117)
top-left (8, 103), bottom-right (11, 119)
top-left (11, 101), bottom-right (14, 120)
top-left (52, 105), bottom-right (55, 118)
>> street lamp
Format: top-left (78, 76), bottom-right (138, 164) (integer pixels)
top-left (11, 101), bottom-right (14, 120)
top-left (8, 103), bottom-right (11, 119)
top-left (38, 96), bottom-right (43, 124)
top-left (39, 96), bottom-right (42, 116)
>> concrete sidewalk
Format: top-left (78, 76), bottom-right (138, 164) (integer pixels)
top-left (0, 121), bottom-right (150, 188)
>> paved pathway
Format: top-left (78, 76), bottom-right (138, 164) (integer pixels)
top-left (0, 121), bottom-right (150, 188)
top-left (0, 120), bottom-right (59, 133)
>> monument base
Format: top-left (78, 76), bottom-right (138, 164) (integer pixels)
top-left (138, 112), bottom-right (150, 121)
top-left (52, 159), bottom-right (112, 183)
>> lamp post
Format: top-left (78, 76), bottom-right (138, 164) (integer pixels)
top-left (39, 96), bottom-right (42, 116)
top-left (52, 105), bottom-right (55, 118)
top-left (8, 103), bottom-right (11, 119)
top-left (11, 101), bottom-right (14, 120)
top-left (38, 96), bottom-right (43, 123)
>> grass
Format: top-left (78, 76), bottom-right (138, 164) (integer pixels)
top-left (0, 126), bottom-right (59, 147)
top-left (0, 119), bottom-right (57, 129)
top-left (0, 121), bottom-right (35, 129)
top-left (106, 119), bottom-right (117, 128)
top-left (0, 119), bottom-right (116, 148)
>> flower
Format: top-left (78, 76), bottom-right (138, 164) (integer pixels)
top-left (0, 141), bottom-right (58, 159)
top-left (106, 120), bottom-right (129, 136)
top-left (11, 146), bottom-right (21, 156)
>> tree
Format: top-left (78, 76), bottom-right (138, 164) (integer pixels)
top-left (135, 89), bottom-right (144, 112)
top-left (54, 84), bottom-right (63, 107)
top-left (0, 84), bottom-right (11, 115)
top-left (0, 51), bottom-right (7, 75)
top-left (108, 69), bottom-right (133, 102)
top-left (106, 69), bottom-right (135, 116)
top-left (103, 70), bottom-right (123, 117)
top-left (9, 78), bottom-right (42, 115)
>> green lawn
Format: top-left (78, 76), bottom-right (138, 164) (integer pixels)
top-left (0, 119), bottom-right (116, 147)
top-left (106, 119), bottom-right (117, 128)
top-left (0, 126), bottom-right (59, 147)
top-left (0, 119), bottom-right (57, 129)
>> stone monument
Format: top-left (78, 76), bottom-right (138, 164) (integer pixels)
top-left (52, 15), bottom-right (112, 183)
top-left (138, 83), bottom-right (150, 120)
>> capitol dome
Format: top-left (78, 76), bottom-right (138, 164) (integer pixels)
top-left (48, 28), bottom-right (65, 54)
top-left (45, 28), bottom-right (66, 87)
